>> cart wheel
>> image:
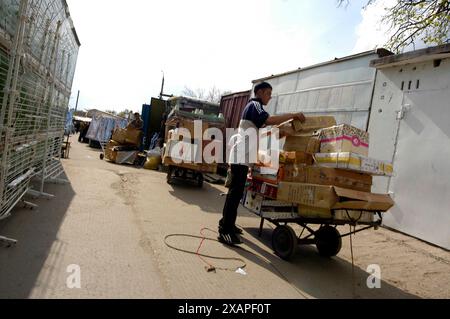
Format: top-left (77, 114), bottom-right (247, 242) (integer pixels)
top-left (272, 225), bottom-right (298, 261)
top-left (315, 226), bottom-right (342, 257)
top-left (100, 153), bottom-right (104, 160)
top-left (166, 166), bottom-right (174, 184)
top-left (196, 174), bottom-right (204, 188)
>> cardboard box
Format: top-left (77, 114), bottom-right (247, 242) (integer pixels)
top-left (165, 139), bottom-right (199, 163)
top-left (116, 151), bottom-right (138, 164)
top-left (278, 116), bottom-right (337, 134)
top-left (251, 171), bottom-right (280, 185)
top-left (333, 210), bottom-right (375, 223)
top-left (112, 128), bottom-right (143, 147)
top-left (243, 191), bottom-right (264, 214)
top-left (279, 151), bottom-right (314, 165)
top-left (314, 152), bottom-right (393, 176)
top-left (282, 164), bottom-right (372, 192)
top-left (319, 124), bottom-right (369, 156)
top-left (277, 182), bottom-right (394, 211)
top-left (166, 118), bottom-right (209, 138)
top-left (298, 205), bottom-right (375, 222)
top-left (249, 177), bottom-right (279, 199)
top-left (107, 140), bottom-right (121, 147)
top-left (162, 156), bottom-right (218, 174)
top-left (283, 134), bottom-right (321, 153)
top-left (105, 147), bottom-right (118, 162)
top-left (298, 205), bottom-right (334, 219)
top-left (112, 129), bottom-right (127, 144)
top-left (293, 116), bottom-right (337, 132)
top-left (124, 128), bottom-right (143, 147)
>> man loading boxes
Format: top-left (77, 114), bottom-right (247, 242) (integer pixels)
top-left (218, 82), bottom-right (306, 246)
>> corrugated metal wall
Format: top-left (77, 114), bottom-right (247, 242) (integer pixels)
top-left (219, 90), bottom-right (251, 129)
top-left (251, 51), bottom-right (388, 131)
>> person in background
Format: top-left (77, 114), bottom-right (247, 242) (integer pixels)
top-left (128, 112), bottom-right (144, 130)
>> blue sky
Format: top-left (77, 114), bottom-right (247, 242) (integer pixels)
top-left (66, 0), bottom-right (384, 113)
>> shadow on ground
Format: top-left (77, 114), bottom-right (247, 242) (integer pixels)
top-left (167, 181), bottom-right (229, 215)
top-left (0, 171), bottom-right (75, 299)
top-left (227, 226), bottom-right (420, 299)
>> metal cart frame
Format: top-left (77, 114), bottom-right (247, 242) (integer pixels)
top-left (165, 158), bottom-right (217, 188)
top-left (242, 191), bottom-right (384, 260)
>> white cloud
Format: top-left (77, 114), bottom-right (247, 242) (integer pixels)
top-left (352, 0), bottom-right (396, 53)
top-left (353, 0), bottom-right (444, 54)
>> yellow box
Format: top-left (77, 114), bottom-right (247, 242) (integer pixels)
top-left (314, 152), bottom-right (393, 176)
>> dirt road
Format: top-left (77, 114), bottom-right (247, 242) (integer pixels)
top-left (0, 137), bottom-right (449, 298)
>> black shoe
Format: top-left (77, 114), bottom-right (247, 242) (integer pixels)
top-left (233, 225), bottom-right (243, 235)
top-left (218, 232), bottom-right (243, 246)
top-left (219, 224), bottom-right (243, 235)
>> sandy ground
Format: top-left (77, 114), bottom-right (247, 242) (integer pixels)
top-left (0, 136), bottom-right (449, 299)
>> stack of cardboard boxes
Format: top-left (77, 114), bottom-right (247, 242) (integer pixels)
top-left (104, 127), bottom-right (143, 164)
top-left (247, 117), bottom-right (394, 222)
top-left (162, 113), bottom-right (224, 174)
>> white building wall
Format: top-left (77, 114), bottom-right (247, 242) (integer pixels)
top-left (253, 52), bottom-right (380, 130)
top-left (369, 57), bottom-right (450, 249)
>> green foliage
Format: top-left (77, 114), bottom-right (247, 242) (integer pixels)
top-left (338, 0), bottom-right (450, 52)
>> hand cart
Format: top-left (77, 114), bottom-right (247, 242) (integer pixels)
top-left (242, 190), bottom-right (386, 260)
top-left (98, 138), bottom-right (109, 160)
top-left (165, 157), bottom-right (217, 188)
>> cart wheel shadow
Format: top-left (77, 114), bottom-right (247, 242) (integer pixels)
top-left (231, 226), bottom-right (420, 299)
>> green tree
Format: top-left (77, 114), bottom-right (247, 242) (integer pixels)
top-left (339, 0), bottom-right (450, 52)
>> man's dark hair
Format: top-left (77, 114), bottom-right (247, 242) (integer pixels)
top-left (254, 82), bottom-right (272, 95)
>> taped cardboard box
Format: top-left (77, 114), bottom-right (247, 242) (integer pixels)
top-left (319, 124), bottom-right (369, 156)
top-left (282, 164), bottom-right (372, 192)
top-left (277, 182), bottom-right (394, 211)
top-left (314, 152), bottom-right (393, 176)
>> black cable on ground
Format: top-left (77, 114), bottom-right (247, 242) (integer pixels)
top-left (164, 232), bottom-right (247, 272)
top-left (164, 227), bottom-right (311, 299)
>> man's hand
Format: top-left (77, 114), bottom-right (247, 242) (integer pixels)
top-left (292, 112), bottom-right (306, 123)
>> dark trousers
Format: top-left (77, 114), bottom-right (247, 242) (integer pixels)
top-left (219, 164), bottom-right (249, 233)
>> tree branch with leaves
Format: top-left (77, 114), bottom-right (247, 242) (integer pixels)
top-left (338, 0), bottom-right (450, 52)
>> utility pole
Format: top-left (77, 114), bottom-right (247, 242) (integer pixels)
top-left (159, 71), bottom-right (173, 100)
top-left (159, 71), bottom-right (164, 100)
top-left (74, 90), bottom-right (80, 113)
